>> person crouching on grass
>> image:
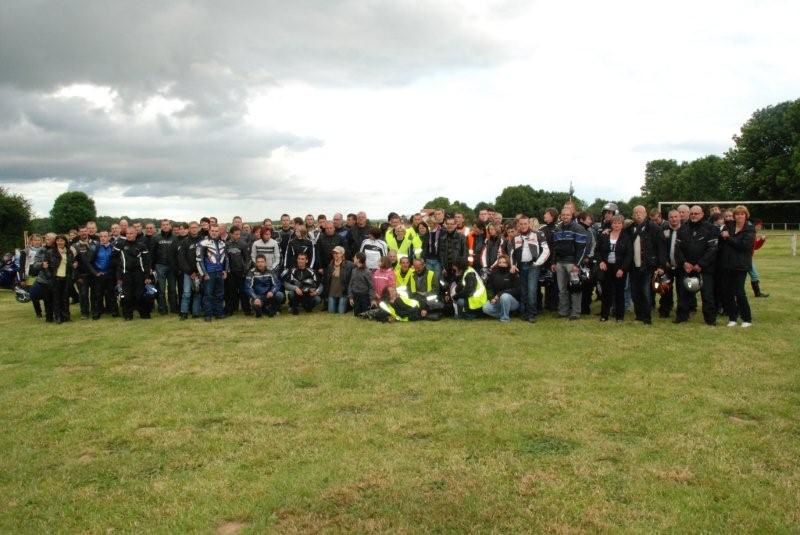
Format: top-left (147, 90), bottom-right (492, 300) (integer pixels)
top-left (245, 254), bottom-right (284, 318)
top-left (449, 259), bottom-right (487, 319)
top-left (282, 252), bottom-right (322, 315)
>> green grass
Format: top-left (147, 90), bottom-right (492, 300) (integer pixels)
top-left (1, 234), bottom-right (799, 533)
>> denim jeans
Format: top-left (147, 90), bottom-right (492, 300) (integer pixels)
top-left (328, 296), bottom-right (347, 314)
top-left (181, 273), bottom-right (202, 316)
top-left (425, 258), bottom-right (442, 289)
top-left (482, 293), bottom-right (519, 321)
top-left (518, 263), bottom-right (540, 318)
top-left (203, 271), bottom-right (225, 317)
top-left (555, 262), bottom-right (581, 317)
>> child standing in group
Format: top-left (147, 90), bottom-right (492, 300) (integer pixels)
top-left (348, 252), bottom-right (374, 315)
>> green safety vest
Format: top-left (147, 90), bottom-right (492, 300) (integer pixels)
top-left (462, 267), bottom-right (487, 309)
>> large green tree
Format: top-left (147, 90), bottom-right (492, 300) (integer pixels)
top-left (50, 191), bottom-right (97, 232)
top-left (727, 98), bottom-right (800, 200)
top-left (0, 187), bottom-right (32, 252)
top-left (421, 197), bottom-right (475, 222)
top-left (494, 185), bottom-right (583, 219)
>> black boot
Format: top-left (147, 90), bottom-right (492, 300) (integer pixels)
top-left (752, 281), bottom-right (769, 298)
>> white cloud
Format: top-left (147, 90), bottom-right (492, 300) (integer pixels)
top-left (2, 0), bottom-right (799, 220)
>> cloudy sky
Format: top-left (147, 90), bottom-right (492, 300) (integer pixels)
top-left (1, 0), bottom-right (798, 221)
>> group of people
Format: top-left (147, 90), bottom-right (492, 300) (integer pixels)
top-left (13, 202), bottom-right (768, 325)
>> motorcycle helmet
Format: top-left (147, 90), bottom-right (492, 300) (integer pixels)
top-left (602, 202), bottom-right (619, 215)
top-left (579, 266), bottom-right (593, 289)
top-left (568, 271), bottom-right (583, 293)
top-left (683, 275), bottom-right (702, 293)
top-left (143, 283), bottom-right (158, 302)
top-left (652, 272), bottom-right (673, 296)
top-left (15, 285), bottom-right (31, 303)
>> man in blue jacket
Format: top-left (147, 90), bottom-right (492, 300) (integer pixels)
top-left (244, 254), bottom-right (285, 317)
top-left (86, 230), bottom-right (117, 319)
top-left (196, 224), bottom-right (228, 321)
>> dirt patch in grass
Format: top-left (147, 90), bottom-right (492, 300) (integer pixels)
top-left (723, 408), bottom-right (761, 425)
top-left (651, 466), bottom-right (695, 484)
top-left (215, 520), bottom-right (249, 534)
top-left (77, 452), bottom-right (95, 464)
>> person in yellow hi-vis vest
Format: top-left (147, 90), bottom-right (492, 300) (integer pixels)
top-left (385, 224), bottom-right (423, 261)
top-left (410, 258), bottom-right (437, 294)
top-left (449, 259), bottom-right (487, 319)
top-left (394, 256), bottom-right (414, 291)
top-left (378, 286), bottom-right (425, 322)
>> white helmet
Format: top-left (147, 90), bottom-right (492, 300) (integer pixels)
top-left (602, 202), bottom-right (619, 214)
top-left (683, 275), bottom-right (703, 293)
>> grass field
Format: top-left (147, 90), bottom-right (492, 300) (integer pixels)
top-left (1, 234), bottom-right (798, 533)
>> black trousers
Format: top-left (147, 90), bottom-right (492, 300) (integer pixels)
top-left (600, 265), bottom-right (626, 320)
top-left (121, 271), bottom-right (151, 319)
top-left (629, 268), bottom-right (653, 322)
top-left (352, 293), bottom-right (371, 315)
top-left (676, 271), bottom-right (716, 325)
top-left (657, 268), bottom-right (675, 317)
top-left (93, 273), bottom-right (118, 316)
top-left (76, 274), bottom-right (92, 316)
top-left (723, 269), bottom-right (752, 322)
top-left (51, 276), bottom-right (71, 321)
top-left (224, 271), bottom-right (250, 314)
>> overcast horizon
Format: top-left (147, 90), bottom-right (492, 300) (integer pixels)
top-left (2, 1), bottom-right (799, 220)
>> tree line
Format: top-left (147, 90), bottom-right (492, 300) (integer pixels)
top-left (2, 97), bottom-right (798, 253)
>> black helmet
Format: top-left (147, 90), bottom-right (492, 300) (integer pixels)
top-left (568, 271), bottom-right (583, 293)
top-left (142, 283), bottom-right (158, 302)
top-left (579, 266), bottom-right (593, 289)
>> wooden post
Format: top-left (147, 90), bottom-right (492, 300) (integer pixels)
top-left (23, 231), bottom-right (28, 247)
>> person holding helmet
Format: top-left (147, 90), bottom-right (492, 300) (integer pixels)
top-left (674, 205), bottom-right (718, 325)
top-left (552, 207), bottom-right (588, 320)
top-left (658, 209), bottom-right (682, 318)
top-left (597, 215), bottom-right (632, 322)
top-left (114, 227), bottom-right (153, 321)
top-left (626, 205), bottom-right (664, 325)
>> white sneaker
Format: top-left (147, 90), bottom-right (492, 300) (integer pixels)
top-left (741, 322), bottom-right (752, 328)
top-left (727, 321), bottom-right (737, 327)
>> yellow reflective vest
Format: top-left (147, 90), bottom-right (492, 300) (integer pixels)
top-left (410, 268), bottom-right (436, 294)
top-left (395, 266), bottom-right (414, 291)
top-left (385, 228), bottom-right (423, 259)
top-left (462, 266), bottom-right (487, 309)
